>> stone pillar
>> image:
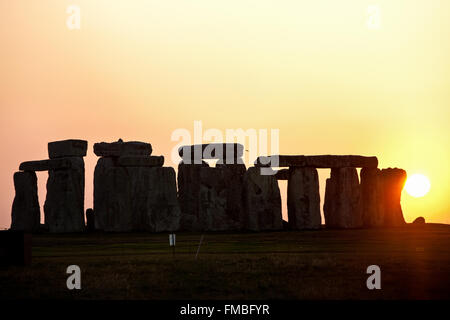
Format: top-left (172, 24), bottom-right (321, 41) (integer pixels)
top-left (178, 162), bottom-right (246, 231)
top-left (93, 140), bottom-right (180, 232)
top-left (86, 209), bottom-right (95, 232)
top-left (44, 157), bottom-right (85, 232)
top-left (380, 168), bottom-right (406, 227)
top-left (10, 171), bottom-right (40, 232)
top-left (324, 167), bottom-right (362, 228)
top-left (360, 167), bottom-right (384, 227)
top-left (243, 166), bottom-right (282, 231)
top-left (287, 167), bottom-right (321, 230)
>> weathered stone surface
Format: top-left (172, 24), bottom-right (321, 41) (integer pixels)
top-left (179, 143), bottom-right (244, 164)
top-left (10, 171), bottom-right (40, 232)
top-left (275, 169), bottom-right (290, 180)
top-left (360, 167), bottom-right (384, 227)
top-left (287, 167), bottom-right (321, 230)
top-left (117, 155), bottom-right (164, 167)
top-left (48, 139), bottom-right (87, 159)
top-left (178, 163), bottom-right (246, 231)
top-left (324, 167), bottom-right (362, 228)
top-left (256, 155), bottom-right (378, 168)
top-left (19, 157), bottom-right (80, 172)
top-left (93, 140), bottom-right (152, 157)
top-left (380, 168), bottom-right (406, 227)
top-left (243, 167), bottom-right (283, 231)
top-left (94, 162), bottom-right (180, 232)
top-left (44, 157), bottom-right (85, 233)
top-left (86, 209), bottom-right (95, 232)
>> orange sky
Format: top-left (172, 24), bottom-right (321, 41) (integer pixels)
top-left (1, 0), bottom-right (449, 229)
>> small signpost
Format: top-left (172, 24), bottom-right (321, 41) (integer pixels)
top-left (169, 233), bottom-right (176, 257)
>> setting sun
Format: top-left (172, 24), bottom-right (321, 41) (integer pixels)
top-left (405, 174), bottom-right (431, 198)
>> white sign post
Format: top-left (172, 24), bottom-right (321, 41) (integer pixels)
top-left (169, 234), bottom-right (176, 257)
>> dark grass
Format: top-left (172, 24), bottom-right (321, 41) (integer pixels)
top-left (1, 224), bottom-right (449, 299)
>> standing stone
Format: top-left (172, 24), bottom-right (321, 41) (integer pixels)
top-left (44, 157), bottom-right (85, 232)
top-left (360, 167), bottom-right (384, 227)
top-left (86, 209), bottom-right (95, 232)
top-left (243, 167), bottom-right (283, 231)
top-left (94, 159), bottom-right (180, 232)
top-left (94, 140), bottom-right (152, 157)
top-left (287, 167), bottom-right (321, 230)
top-left (177, 162), bottom-right (209, 231)
top-left (178, 162), bottom-right (245, 231)
top-left (93, 157), bottom-right (115, 231)
top-left (10, 171), bottom-right (40, 232)
top-left (324, 167), bottom-right (362, 228)
top-left (380, 168), bottom-right (406, 227)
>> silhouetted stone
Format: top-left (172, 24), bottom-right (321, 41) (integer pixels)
top-left (243, 167), bottom-right (282, 231)
top-left (10, 171), bottom-right (40, 232)
top-left (179, 143), bottom-right (244, 164)
top-left (94, 161), bottom-right (180, 232)
top-left (412, 217), bottom-right (425, 225)
top-left (360, 167), bottom-right (384, 227)
top-left (0, 231), bottom-right (32, 266)
top-left (86, 208), bottom-right (95, 232)
top-left (44, 157), bottom-right (85, 233)
top-left (324, 167), bottom-right (362, 228)
top-left (93, 140), bottom-right (152, 157)
top-left (380, 168), bottom-right (406, 227)
top-left (19, 158), bottom-right (79, 171)
top-left (275, 169), bottom-right (289, 180)
top-left (48, 139), bottom-right (87, 159)
top-left (178, 162), bottom-right (246, 231)
top-left (287, 167), bottom-right (321, 230)
top-left (256, 155), bottom-right (378, 168)
top-left (117, 155), bottom-right (164, 167)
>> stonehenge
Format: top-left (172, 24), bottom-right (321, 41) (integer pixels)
top-left (11, 139), bottom-right (87, 233)
top-left (10, 139), bottom-right (408, 233)
top-left (93, 140), bottom-right (180, 232)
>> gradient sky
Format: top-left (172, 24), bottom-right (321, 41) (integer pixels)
top-left (1, 0), bottom-right (449, 229)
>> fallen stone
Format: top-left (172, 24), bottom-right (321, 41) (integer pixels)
top-left (48, 139), bottom-right (87, 159)
top-left (256, 155), bottom-right (378, 168)
top-left (324, 167), bottom-right (362, 228)
top-left (243, 166), bottom-right (283, 231)
top-left (179, 143), bottom-right (244, 163)
top-left (117, 155), bottom-right (164, 167)
top-left (10, 171), bottom-right (40, 232)
top-left (412, 216), bottom-right (425, 225)
top-left (287, 167), bottom-right (321, 230)
top-left (360, 167), bottom-right (384, 227)
top-left (380, 168), bottom-right (406, 227)
top-left (43, 157), bottom-right (85, 233)
top-left (19, 157), bottom-right (80, 172)
top-left (93, 140), bottom-right (152, 157)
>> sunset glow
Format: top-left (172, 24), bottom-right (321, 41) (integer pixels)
top-left (405, 174), bottom-right (431, 198)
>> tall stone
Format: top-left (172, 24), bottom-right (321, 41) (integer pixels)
top-left (243, 167), bottom-right (282, 231)
top-left (177, 162), bottom-right (246, 231)
top-left (380, 168), bottom-right (406, 227)
top-left (44, 157), bottom-right (85, 232)
top-left (360, 167), bottom-right (384, 227)
top-left (177, 162), bottom-right (209, 231)
top-left (324, 167), bottom-right (362, 228)
top-left (10, 171), bottom-right (40, 232)
top-left (287, 167), bottom-right (321, 230)
top-left (94, 159), bottom-right (180, 232)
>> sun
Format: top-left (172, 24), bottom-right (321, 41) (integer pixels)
top-left (405, 174), bottom-right (431, 198)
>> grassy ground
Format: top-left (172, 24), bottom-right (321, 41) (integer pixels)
top-left (0, 224), bottom-right (449, 299)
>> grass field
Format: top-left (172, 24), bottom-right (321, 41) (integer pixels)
top-left (1, 224), bottom-right (449, 299)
